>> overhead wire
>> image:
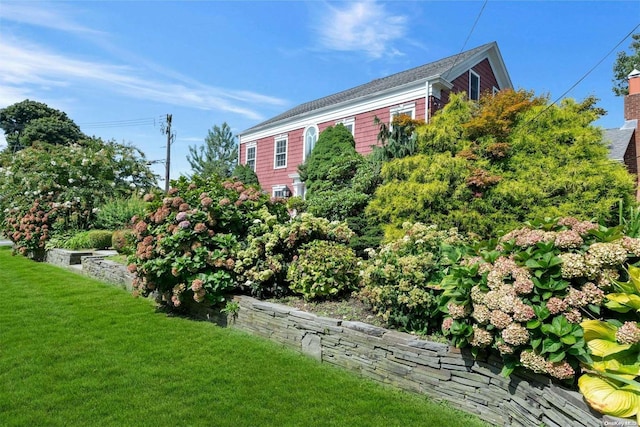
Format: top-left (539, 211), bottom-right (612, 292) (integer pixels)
top-left (523, 22), bottom-right (640, 128)
top-left (443, 0), bottom-right (488, 80)
top-left (79, 117), bottom-right (158, 129)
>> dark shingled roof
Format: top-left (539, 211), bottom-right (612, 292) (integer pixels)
top-left (604, 127), bottom-right (635, 161)
top-left (241, 42), bottom-right (497, 135)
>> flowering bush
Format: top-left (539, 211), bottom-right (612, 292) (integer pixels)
top-left (287, 240), bottom-right (360, 301)
top-left (441, 217), bottom-right (640, 381)
top-left (0, 140), bottom-right (157, 256)
top-left (129, 175), bottom-right (288, 311)
top-left (358, 222), bottom-right (466, 333)
top-left (234, 212), bottom-right (354, 298)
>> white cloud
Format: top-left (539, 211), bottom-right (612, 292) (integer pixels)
top-left (0, 38), bottom-right (287, 121)
top-left (316, 1), bottom-right (407, 58)
top-left (0, 2), bottom-right (104, 35)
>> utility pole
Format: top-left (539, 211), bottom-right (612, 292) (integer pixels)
top-left (162, 114), bottom-right (174, 193)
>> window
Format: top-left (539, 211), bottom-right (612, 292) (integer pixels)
top-left (272, 185), bottom-right (291, 198)
top-left (303, 125), bottom-right (318, 161)
top-left (390, 103), bottom-right (416, 122)
top-left (469, 70), bottom-right (480, 101)
top-left (336, 118), bottom-right (355, 136)
top-left (246, 142), bottom-right (256, 171)
top-left (274, 135), bottom-right (288, 169)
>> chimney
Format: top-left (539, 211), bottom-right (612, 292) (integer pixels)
top-left (625, 68), bottom-right (640, 124)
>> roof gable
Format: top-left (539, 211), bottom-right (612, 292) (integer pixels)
top-left (241, 41), bottom-right (511, 136)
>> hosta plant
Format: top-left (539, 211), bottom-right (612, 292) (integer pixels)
top-left (579, 319), bottom-right (640, 423)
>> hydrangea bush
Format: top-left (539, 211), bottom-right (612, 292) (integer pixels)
top-left (440, 217), bottom-right (640, 381)
top-left (234, 212), bottom-right (354, 298)
top-left (359, 222), bottom-right (466, 333)
top-left (128, 176), bottom-right (288, 311)
top-left (287, 240), bottom-right (360, 300)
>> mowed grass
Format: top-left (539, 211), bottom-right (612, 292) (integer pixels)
top-left (0, 247), bottom-right (489, 427)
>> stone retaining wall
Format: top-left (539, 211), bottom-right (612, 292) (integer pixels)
top-left (46, 248), bottom-right (93, 267)
top-left (56, 257), bottom-right (630, 427)
top-left (228, 295), bottom-right (608, 427)
top-left (81, 256), bottom-right (134, 291)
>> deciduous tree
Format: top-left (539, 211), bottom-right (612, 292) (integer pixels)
top-left (612, 33), bottom-right (640, 96)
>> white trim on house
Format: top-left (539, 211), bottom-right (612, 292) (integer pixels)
top-left (303, 124), bottom-right (319, 162)
top-left (239, 82), bottom-right (428, 144)
top-left (273, 134), bottom-right (288, 169)
top-left (272, 184), bottom-right (290, 198)
top-left (390, 102), bottom-right (416, 121)
top-left (469, 69), bottom-right (480, 101)
top-left (245, 141), bottom-right (257, 171)
top-left (335, 117), bottom-right (355, 136)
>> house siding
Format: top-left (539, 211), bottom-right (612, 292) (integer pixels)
top-left (239, 51), bottom-right (510, 192)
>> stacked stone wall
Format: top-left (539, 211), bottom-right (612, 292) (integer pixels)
top-left (81, 256), bottom-right (134, 291)
top-left (228, 295), bottom-right (608, 427)
top-left (45, 248), bottom-right (93, 267)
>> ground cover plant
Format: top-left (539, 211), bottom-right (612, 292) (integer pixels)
top-left (0, 246), bottom-right (489, 427)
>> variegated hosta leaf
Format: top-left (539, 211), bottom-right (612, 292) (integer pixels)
top-left (606, 293), bottom-right (640, 310)
top-left (581, 320), bottom-right (617, 342)
top-left (578, 374), bottom-right (640, 419)
top-left (590, 360), bottom-right (640, 376)
top-left (626, 265), bottom-right (640, 293)
top-left (587, 339), bottom-right (632, 358)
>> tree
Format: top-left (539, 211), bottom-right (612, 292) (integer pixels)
top-left (300, 124), bottom-right (383, 255)
top-left (612, 33), bottom-right (640, 96)
top-left (372, 113), bottom-right (425, 162)
top-left (0, 99), bottom-right (85, 151)
top-left (187, 122), bottom-right (237, 178)
top-left (231, 164), bottom-right (259, 186)
top-left (367, 90), bottom-right (636, 240)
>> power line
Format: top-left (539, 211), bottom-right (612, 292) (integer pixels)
top-left (444, 0), bottom-right (488, 80)
top-left (79, 117), bottom-right (157, 129)
top-left (524, 22), bottom-right (640, 128)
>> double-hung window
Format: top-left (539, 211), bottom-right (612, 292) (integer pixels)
top-left (390, 103), bottom-right (416, 121)
top-left (336, 118), bottom-right (355, 136)
top-left (274, 135), bottom-right (288, 169)
top-left (246, 142), bottom-right (256, 171)
top-left (469, 70), bottom-right (480, 101)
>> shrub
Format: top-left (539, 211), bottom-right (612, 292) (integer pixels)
top-left (287, 240), bottom-right (360, 301)
top-left (112, 229), bottom-right (134, 255)
top-left (440, 217), bottom-right (640, 382)
top-left (234, 212), bottom-right (354, 299)
top-left (129, 175), bottom-right (288, 312)
top-left (64, 230), bottom-right (113, 250)
top-left (358, 223), bottom-right (466, 333)
top-left (94, 196), bottom-right (148, 230)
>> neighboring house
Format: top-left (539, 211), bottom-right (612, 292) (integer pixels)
top-left (605, 69), bottom-right (640, 197)
top-left (238, 41), bottom-right (513, 198)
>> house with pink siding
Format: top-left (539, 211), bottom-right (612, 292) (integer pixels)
top-left (238, 42), bottom-right (512, 198)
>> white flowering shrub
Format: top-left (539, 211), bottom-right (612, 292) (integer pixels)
top-left (358, 222), bottom-right (466, 333)
top-left (0, 140), bottom-right (157, 258)
top-left (441, 217), bottom-right (640, 383)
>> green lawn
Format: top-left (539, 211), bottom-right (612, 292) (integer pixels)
top-left (0, 247), bottom-right (488, 427)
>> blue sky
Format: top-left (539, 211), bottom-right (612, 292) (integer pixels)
top-left (1, 1), bottom-right (639, 187)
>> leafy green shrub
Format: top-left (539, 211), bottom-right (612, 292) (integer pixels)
top-left (129, 175), bottom-right (288, 312)
top-left (440, 217), bottom-right (640, 382)
top-left (359, 223), bottom-right (466, 333)
top-left (64, 230), bottom-right (113, 250)
top-left (234, 212), bottom-right (354, 299)
top-left (367, 91), bottom-right (635, 239)
top-left (94, 196), bottom-right (148, 230)
top-left (112, 229), bottom-right (134, 255)
top-left (287, 240), bottom-right (360, 301)
top-left (0, 139), bottom-right (157, 256)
